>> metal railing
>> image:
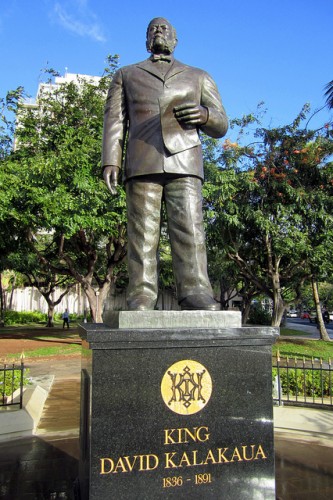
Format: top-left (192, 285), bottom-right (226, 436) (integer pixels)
top-left (0, 359), bottom-right (25, 409)
top-left (273, 354), bottom-right (333, 409)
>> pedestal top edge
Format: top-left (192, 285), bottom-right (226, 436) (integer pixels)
top-left (79, 324), bottom-right (279, 346)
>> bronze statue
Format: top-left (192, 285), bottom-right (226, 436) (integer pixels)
top-left (102, 17), bottom-right (228, 311)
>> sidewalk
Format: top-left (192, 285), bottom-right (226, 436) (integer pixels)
top-left (0, 357), bottom-right (81, 499)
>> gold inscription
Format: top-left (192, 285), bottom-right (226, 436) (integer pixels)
top-left (163, 476), bottom-right (183, 488)
top-left (164, 445), bottom-right (267, 469)
top-left (195, 473), bottom-right (212, 484)
top-left (100, 454), bottom-right (159, 474)
top-left (99, 424), bottom-right (268, 476)
top-left (164, 426), bottom-right (210, 445)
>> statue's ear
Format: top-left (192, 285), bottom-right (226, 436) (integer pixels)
top-left (172, 37), bottom-right (178, 52)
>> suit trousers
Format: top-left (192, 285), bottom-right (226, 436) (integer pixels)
top-left (126, 174), bottom-right (214, 304)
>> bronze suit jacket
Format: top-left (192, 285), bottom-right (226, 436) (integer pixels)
top-left (102, 58), bottom-right (228, 181)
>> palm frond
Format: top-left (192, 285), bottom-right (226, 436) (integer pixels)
top-left (324, 80), bottom-right (333, 109)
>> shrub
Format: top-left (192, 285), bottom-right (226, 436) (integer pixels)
top-left (54, 312), bottom-right (82, 322)
top-left (0, 367), bottom-right (30, 397)
top-left (248, 304), bottom-right (272, 325)
top-left (272, 367), bottom-right (331, 397)
top-left (4, 310), bottom-right (47, 325)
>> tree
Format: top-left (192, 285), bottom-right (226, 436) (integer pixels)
top-left (23, 271), bottom-right (74, 328)
top-left (1, 56), bottom-right (128, 322)
top-left (324, 80), bottom-right (333, 110)
top-left (204, 105), bottom-right (333, 328)
top-left (0, 87), bottom-right (25, 159)
top-left (311, 277), bottom-right (331, 341)
top-left (5, 244), bottom-right (76, 327)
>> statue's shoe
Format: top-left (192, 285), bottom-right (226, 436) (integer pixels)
top-left (127, 296), bottom-right (156, 311)
top-left (179, 294), bottom-right (220, 311)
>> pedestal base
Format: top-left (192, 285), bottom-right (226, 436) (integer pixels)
top-left (79, 321), bottom-right (278, 499)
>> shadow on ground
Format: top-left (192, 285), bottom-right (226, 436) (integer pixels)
top-left (0, 436), bottom-right (79, 499)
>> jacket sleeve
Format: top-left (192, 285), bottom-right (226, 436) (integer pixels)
top-left (200, 72), bottom-right (228, 139)
top-left (102, 69), bottom-right (128, 168)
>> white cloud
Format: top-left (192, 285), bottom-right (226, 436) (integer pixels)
top-left (53, 1), bottom-right (106, 42)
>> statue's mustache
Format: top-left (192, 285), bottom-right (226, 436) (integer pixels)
top-left (153, 34), bottom-right (166, 42)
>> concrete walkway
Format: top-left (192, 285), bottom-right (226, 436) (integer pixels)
top-left (274, 406), bottom-right (333, 445)
top-left (36, 378), bottom-right (80, 438)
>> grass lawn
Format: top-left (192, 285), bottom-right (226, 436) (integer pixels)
top-left (0, 321), bottom-right (80, 333)
top-left (0, 323), bottom-right (82, 360)
top-left (273, 338), bottom-right (333, 361)
top-left (7, 344), bottom-right (82, 359)
top-left (280, 328), bottom-right (313, 337)
top-left (276, 326), bottom-right (333, 360)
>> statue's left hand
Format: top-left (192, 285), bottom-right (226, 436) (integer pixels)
top-left (174, 103), bottom-right (208, 126)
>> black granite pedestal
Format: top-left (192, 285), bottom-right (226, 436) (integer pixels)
top-left (79, 322), bottom-right (278, 499)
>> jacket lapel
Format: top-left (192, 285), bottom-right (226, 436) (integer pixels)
top-left (165, 60), bottom-right (190, 80)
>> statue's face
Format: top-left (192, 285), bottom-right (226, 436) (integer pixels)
top-left (146, 17), bottom-right (177, 54)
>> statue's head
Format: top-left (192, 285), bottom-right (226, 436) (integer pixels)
top-left (146, 17), bottom-right (178, 55)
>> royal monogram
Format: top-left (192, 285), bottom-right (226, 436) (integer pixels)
top-left (161, 360), bottom-right (213, 415)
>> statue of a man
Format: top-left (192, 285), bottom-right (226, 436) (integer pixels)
top-left (102, 17), bottom-right (228, 311)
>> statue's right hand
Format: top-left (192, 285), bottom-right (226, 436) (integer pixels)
top-left (103, 166), bottom-right (120, 195)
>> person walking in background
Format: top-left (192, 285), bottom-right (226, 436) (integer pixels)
top-left (322, 308), bottom-right (330, 324)
top-left (62, 308), bottom-right (70, 329)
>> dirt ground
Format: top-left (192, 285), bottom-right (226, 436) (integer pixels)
top-left (0, 325), bottom-right (81, 359)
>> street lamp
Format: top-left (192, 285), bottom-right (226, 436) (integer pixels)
top-left (95, 290), bottom-right (100, 323)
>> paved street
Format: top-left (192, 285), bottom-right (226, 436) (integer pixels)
top-left (285, 318), bottom-right (333, 339)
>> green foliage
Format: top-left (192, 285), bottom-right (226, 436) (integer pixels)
top-left (0, 367), bottom-right (30, 397)
top-left (0, 56), bottom-right (127, 322)
top-left (11, 62), bottom-right (126, 239)
top-left (203, 104), bottom-right (333, 326)
top-left (4, 310), bottom-right (47, 325)
top-left (324, 80), bottom-right (333, 110)
top-left (272, 366), bottom-right (331, 398)
top-left (248, 303), bottom-right (272, 325)
top-left (0, 87), bottom-right (26, 159)
top-left (53, 311), bottom-right (84, 322)
top-left (7, 345), bottom-right (81, 359)
top-left (299, 281), bottom-right (333, 312)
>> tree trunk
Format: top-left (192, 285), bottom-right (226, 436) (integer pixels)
top-left (84, 286), bottom-right (99, 323)
top-left (84, 281), bottom-right (112, 323)
top-left (219, 278), bottom-right (229, 310)
top-left (266, 236), bottom-right (284, 326)
top-left (241, 298), bottom-right (252, 325)
top-left (46, 304), bottom-right (55, 327)
top-left (9, 274), bottom-right (16, 310)
top-left (0, 273), bottom-right (4, 326)
top-left (272, 295), bottom-right (285, 327)
top-left (271, 273), bottom-right (285, 326)
top-left (312, 277), bottom-right (331, 341)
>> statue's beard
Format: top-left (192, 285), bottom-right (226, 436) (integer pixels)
top-left (147, 35), bottom-right (174, 54)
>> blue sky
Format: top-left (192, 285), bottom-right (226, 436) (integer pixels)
top-left (1, 0), bottom-right (332, 133)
